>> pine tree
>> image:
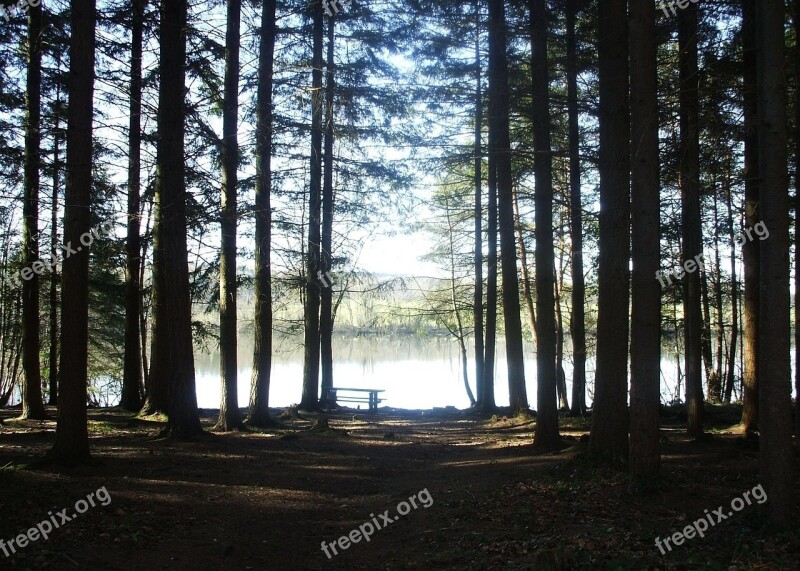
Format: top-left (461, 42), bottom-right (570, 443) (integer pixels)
top-left (47, 0), bottom-right (96, 465)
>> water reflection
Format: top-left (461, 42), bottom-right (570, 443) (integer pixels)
top-left (195, 334), bottom-right (555, 410)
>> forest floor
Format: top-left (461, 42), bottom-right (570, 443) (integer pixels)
top-left (0, 404), bottom-right (798, 570)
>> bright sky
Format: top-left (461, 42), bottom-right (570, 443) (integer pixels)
top-left (358, 230), bottom-right (441, 276)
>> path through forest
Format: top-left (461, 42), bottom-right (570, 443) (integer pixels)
top-left (0, 408), bottom-right (797, 569)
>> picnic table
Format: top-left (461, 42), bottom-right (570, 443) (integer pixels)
top-left (324, 387), bottom-right (385, 412)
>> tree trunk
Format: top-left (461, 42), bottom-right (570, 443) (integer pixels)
top-left (674, 296), bottom-right (683, 400)
top-left (20, 0), bottom-right (47, 420)
top-left (320, 13), bottom-right (336, 405)
top-left (710, 191), bottom-right (724, 403)
top-left (48, 72), bottom-right (62, 406)
top-left (121, 0), bottom-right (145, 412)
top-left (757, 0), bottom-right (794, 527)
top-left (482, 112), bottom-right (498, 413)
top-left (300, 0), bottom-right (324, 411)
top-left (679, 3), bottom-right (704, 437)
top-left (725, 185), bottom-right (739, 405)
top-left (247, 0), bottom-right (277, 427)
top-left (488, 0), bottom-right (527, 416)
top-left (216, 0), bottom-right (244, 431)
top-left (139, 198), bottom-right (152, 393)
top-left (700, 267), bottom-right (717, 399)
top-left (740, 0), bottom-right (759, 432)
top-left (473, 3), bottom-right (485, 410)
top-left (794, 0), bottom-right (800, 438)
top-left (566, 0), bottom-right (586, 417)
top-left (447, 201), bottom-right (476, 407)
top-left (149, 0), bottom-right (202, 439)
top-left (528, 0), bottom-right (556, 445)
top-left (629, 0), bottom-right (661, 489)
top-left (589, 0), bottom-right (630, 461)
top-left (47, 0), bottom-right (95, 465)
top-left (513, 186), bottom-right (537, 343)
top-left (140, 202), bottom-right (166, 416)
top-left (554, 264), bottom-right (568, 411)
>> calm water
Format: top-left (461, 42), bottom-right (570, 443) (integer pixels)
top-left (193, 334), bottom-right (786, 411)
top-left (193, 334), bottom-right (674, 411)
top-left (195, 335), bottom-right (531, 410)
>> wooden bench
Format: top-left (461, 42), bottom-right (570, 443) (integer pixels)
top-left (324, 387), bottom-right (385, 412)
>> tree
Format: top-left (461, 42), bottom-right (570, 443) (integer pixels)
top-left (488, 0), bottom-right (527, 416)
top-left (247, 0), bottom-right (278, 427)
top-left (121, 0), bottom-right (145, 412)
top-left (47, 0), bottom-right (96, 465)
top-left (320, 11), bottom-right (336, 405)
top-left (794, 0), bottom-right (800, 438)
top-left (529, 0), bottom-right (557, 447)
top-left (444, 197), bottom-right (475, 406)
top-left (589, 0), bottom-right (629, 461)
top-left (679, 0), bottom-right (704, 438)
top-left (300, 0), bottom-right (325, 412)
top-left (740, 0), bottom-right (758, 433)
top-left (216, 0), bottom-right (244, 431)
top-left (629, 0), bottom-right (660, 488)
top-left (149, 0), bottom-right (202, 439)
top-left (566, 0), bottom-right (586, 417)
top-left (473, 1), bottom-right (485, 410)
top-left (723, 188), bottom-right (739, 403)
top-left (757, 0), bottom-right (793, 526)
top-left (20, 0), bottom-right (47, 420)
top-left (48, 91), bottom-right (61, 406)
top-left (483, 55), bottom-right (498, 415)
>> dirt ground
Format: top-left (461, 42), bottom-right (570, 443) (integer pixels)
top-left (0, 405), bottom-right (798, 570)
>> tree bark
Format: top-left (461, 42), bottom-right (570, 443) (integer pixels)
top-left (216, 0), bottom-right (244, 431)
top-left (528, 0), bottom-right (557, 444)
top-left (700, 266), bottom-right (717, 398)
top-left (300, 0), bottom-right (324, 411)
top-left (48, 94), bottom-right (60, 406)
top-left (488, 0), bottom-right (527, 416)
top-left (473, 2), bottom-right (485, 410)
top-left (679, 3), bottom-right (704, 437)
top-left (149, 0), bottom-right (202, 439)
top-left (482, 111), bottom-right (498, 413)
top-left (757, 0), bottom-right (794, 527)
top-left (320, 13), bottom-right (336, 405)
top-left (554, 264), bottom-right (568, 411)
top-left (513, 186), bottom-right (537, 343)
top-left (139, 198), bottom-right (152, 393)
top-left (47, 0), bottom-right (95, 465)
top-left (589, 0), bottom-right (630, 461)
top-left (247, 0), bottom-right (277, 427)
top-left (121, 0), bottom-right (145, 412)
top-left (710, 191), bottom-right (724, 403)
top-left (740, 0), bottom-right (759, 433)
top-left (629, 0), bottom-right (661, 489)
top-left (20, 0), bottom-right (47, 420)
top-left (725, 186), bottom-right (739, 405)
top-left (794, 0), bottom-right (800, 438)
top-left (566, 0), bottom-right (586, 417)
